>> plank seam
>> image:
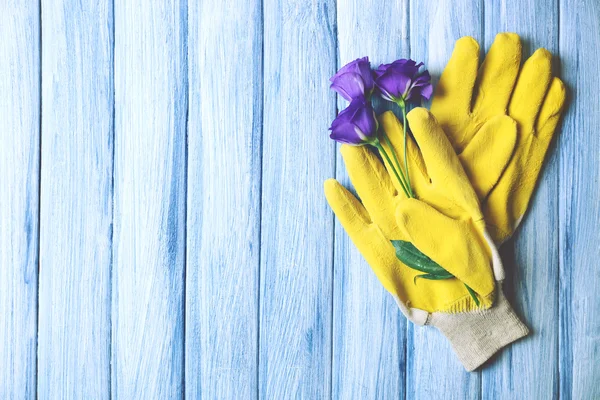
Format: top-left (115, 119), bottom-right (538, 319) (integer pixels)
top-left (329, 0), bottom-right (339, 398)
top-left (109, 0), bottom-right (116, 397)
top-left (35, 0), bottom-right (43, 397)
top-left (256, 0), bottom-right (265, 396)
top-left (556, 2), bottom-right (565, 397)
top-left (181, 0), bottom-right (189, 397)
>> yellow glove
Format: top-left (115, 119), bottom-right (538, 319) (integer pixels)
top-left (431, 33), bottom-right (566, 243)
top-left (325, 108), bottom-right (507, 316)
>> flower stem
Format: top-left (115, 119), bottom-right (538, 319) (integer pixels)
top-left (382, 133), bottom-right (412, 198)
top-left (398, 101), bottom-right (413, 198)
top-left (374, 140), bottom-right (411, 198)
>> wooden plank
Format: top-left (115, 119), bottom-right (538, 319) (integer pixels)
top-left (0, 1), bottom-right (40, 398)
top-left (112, 1), bottom-right (187, 397)
top-left (185, 0), bottom-right (262, 397)
top-left (407, 1), bottom-right (483, 398)
top-left (558, 1), bottom-right (600, 398)
top-left (333, 1), bottom-right (408, 398)
top-left (259, 0), bottom-right (336, 397)
top-left (481, 2), bottom-right (560, 399)
top-left (37, 1), bottom-right (113, 398)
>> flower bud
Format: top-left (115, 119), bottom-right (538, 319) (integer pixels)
top-left (330, 57), bottom-right (375, 101)
top-left (329, 98), bottom-right (378, 145)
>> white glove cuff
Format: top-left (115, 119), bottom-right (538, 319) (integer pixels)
top-left (428, 288), bottom-right (529, 371)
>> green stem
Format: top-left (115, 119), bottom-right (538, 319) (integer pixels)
top-left (374, 141), bottom-right (411, 198)
top-left (398, 101), bottom-right (413, 198)
top-left (382, 133), bottom-right (410, 197)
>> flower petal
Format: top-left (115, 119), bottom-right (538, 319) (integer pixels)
top-left (329, 98), bottom-right (378, 145)
top-left (330, 57), bottom-right (373, 100)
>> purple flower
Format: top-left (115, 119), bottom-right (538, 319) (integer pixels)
top-left (329, 98), bottom-right (378, 145)
top-left (330, 57), bottom-right (375, 101)
top-left (373, 59), bottom-right (433, 104)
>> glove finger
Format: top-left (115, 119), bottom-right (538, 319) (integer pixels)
top-left (472, 33), bottom-right (522, 118)
top-left (483, 178), bottom-right (517, 245)
top-left (406, 108), bottom-right (482, 218)
top-left (535, 77), bottom-right (566, 144)
top-left (483, 78), bottom-right (566, 244)
top-left (324, 179), bottom-right (409, 303)
top-left (378, 111), bottom-right (429, 192)
top-left (340, 144), bottom-right (402, 236)
top-left (324, 178), bottom-right (372, 237)
top-left (508, 48), bottom-right (553, 134)
top-left (459, 115), bottom-right (517, 200)
top-left (432, 36), bottom-right (479, 117)
top-left (395, 198), bottom-right (495, 301)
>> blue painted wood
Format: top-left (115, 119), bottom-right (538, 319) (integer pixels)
top-left (481, 2), bottom-right (560, 399)
top-left (2, 1), bottom-right (600, 397)
top-left (333, 1), bottom-right (408, 398)
top-left (407, 1), bottom-right (483, 398)
top-left (259, 0), bottom-right (336, 397)
top-left (37, 1), bottom-right (113, 398)
top-left (0, 1), bottom-right (40, 398)
top-left (112, 0), bottom-right (187, 397)
top-left (559, 0), bottom-right (600, 398)
top-left (185, 0), bottom-right (262, 397)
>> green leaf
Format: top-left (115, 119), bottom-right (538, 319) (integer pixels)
top-left (392, 240), bottom-right (482, 306)
top-left (413, 272), bottom-right (454, 285)
top-left (391, 240), bottom-right (448, 275)
top-left (464, 284), bottom-right (480, 307)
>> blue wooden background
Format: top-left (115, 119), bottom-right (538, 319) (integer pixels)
top-left (1, 0), bottom-right (598, 398)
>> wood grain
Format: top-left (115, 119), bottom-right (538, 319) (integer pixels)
top-left (0, 1), bottom-right (40, 398)
top-left (1, 0), bottom-right (600, 397)
top-left (482, 2), bottom-right (560, 399)
top-left (185, 0), bottom-right (262, 397)
top-left (333, 0), bottom-right (408, 398)
top-left (559, 0), bottom-right (600, 398)
top-left (37, 1), bottom-right (113, 398)
top-left (259, 0), bottom-right (336, 397)
top-left (112, 1), bottom-right (187, 398)
top-left (407, 1), bottom-right (483, 398)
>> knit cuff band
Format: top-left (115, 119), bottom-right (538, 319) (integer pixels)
top-left (428, 289), bottom-right (529, 371)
